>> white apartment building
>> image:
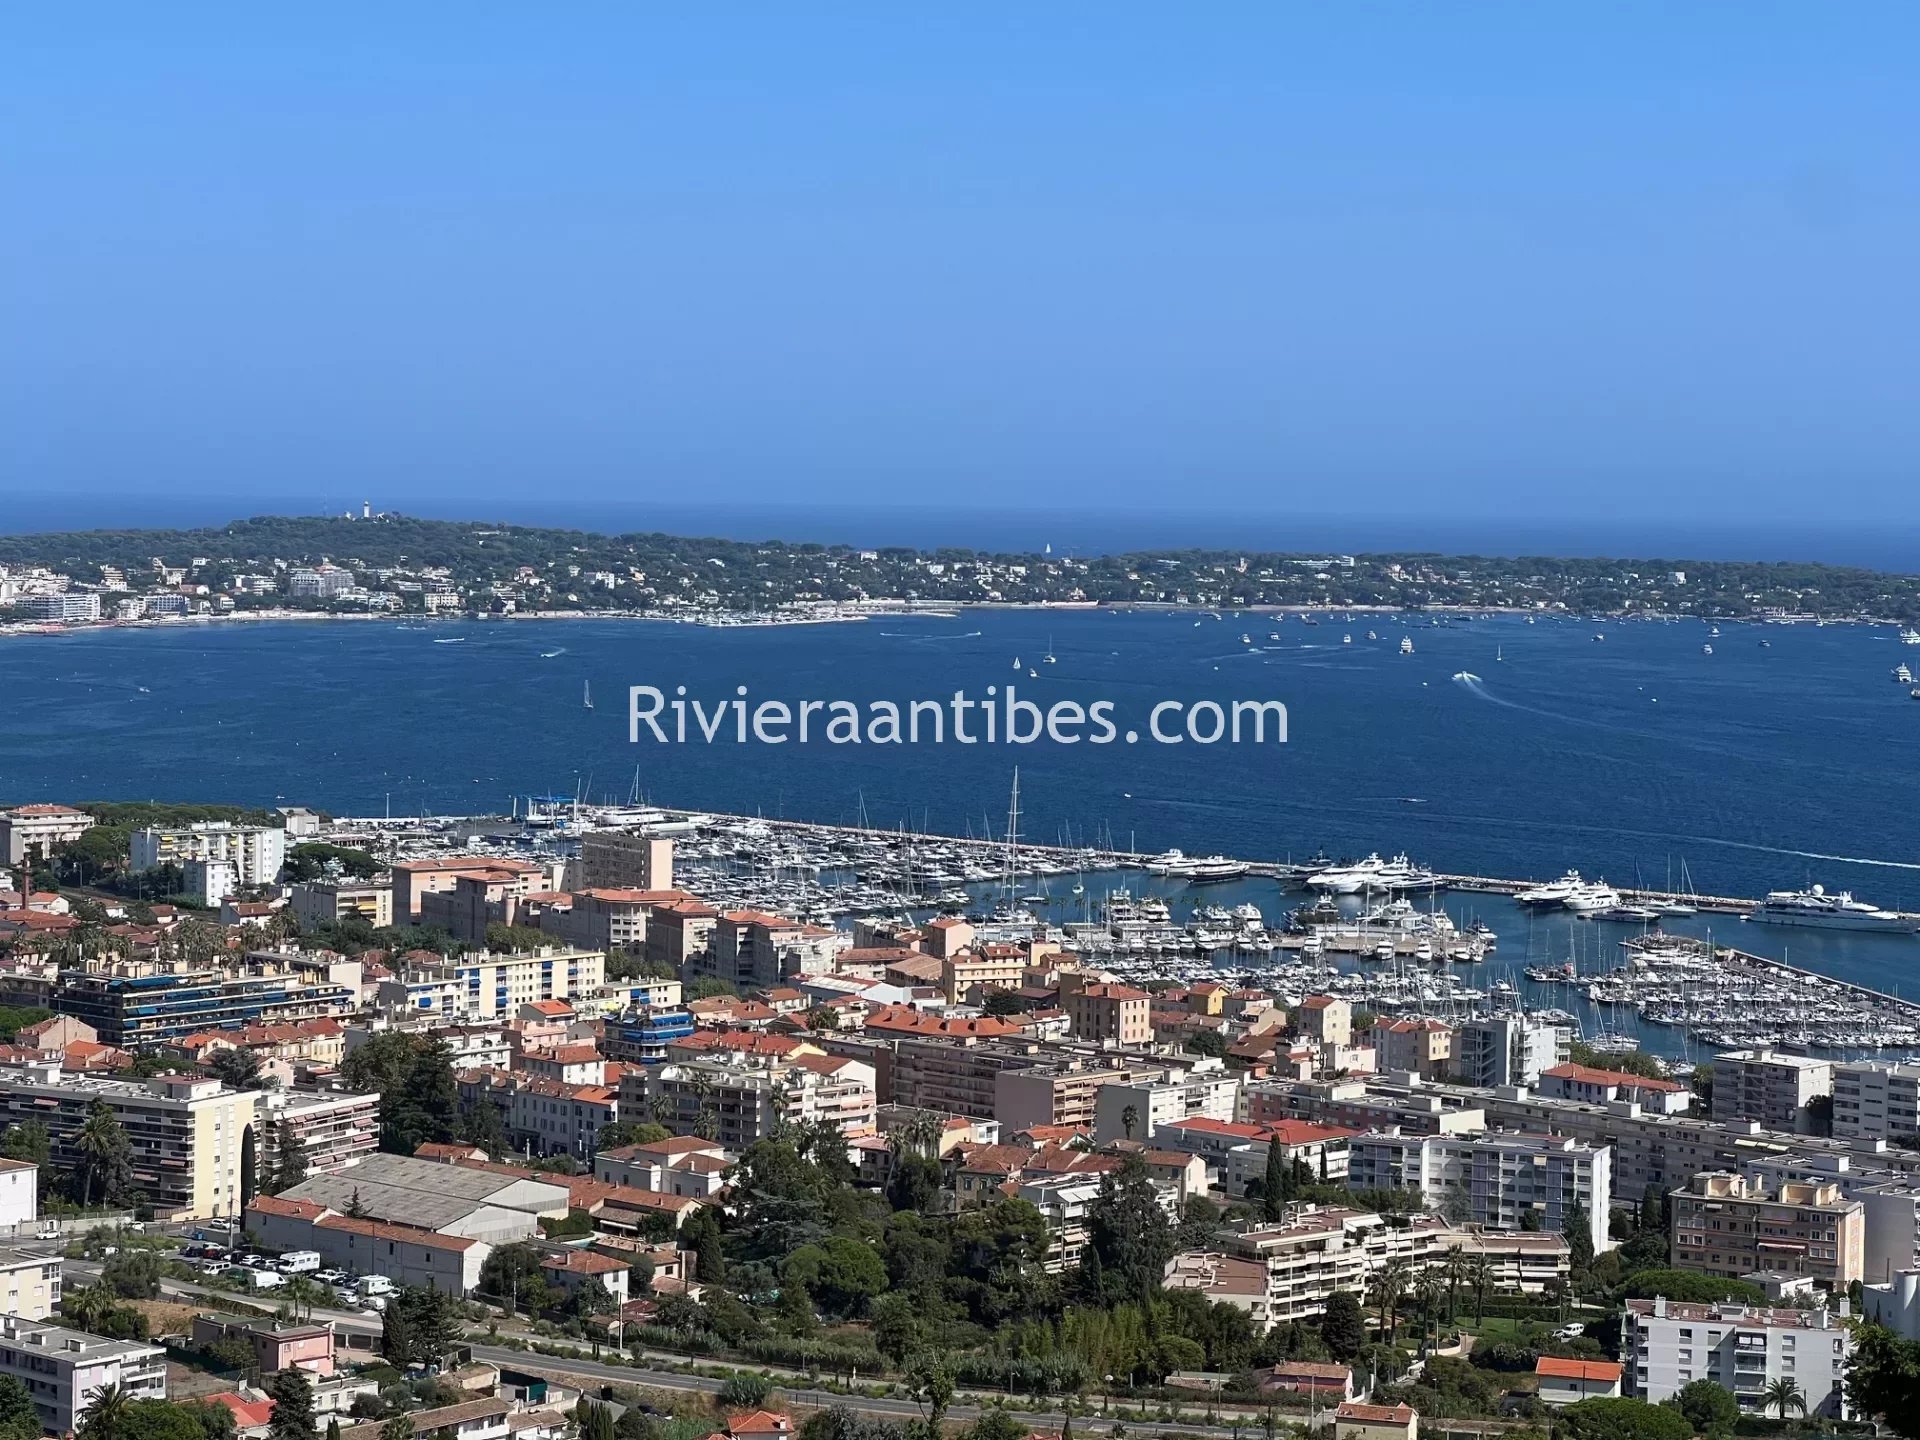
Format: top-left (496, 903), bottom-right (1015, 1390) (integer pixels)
top-left (258, 1089), bottom-right (381, 1176)
top-left (0, 1158), bottom-right (36, 1228)
top-left (289, 565), bottom-right (354, 598)
top-left (622, 1051), bottom-right (876, 1148)
top-left (0, 805), bottom-right (95, 866)
top-left (0, 1316), bottom-right (165, 1435)
top-left (129, 822), bottom-right (287, 886)
top-left (1624, 1297), bottom-right (1851, 1419)
top-left (290, 879), bottom-right (394, 932)
top-left (1346, 1128), bottom-right (1613, 1254)
top-left (1453, 1015), bottom-right (1568, 1089)
top-left (1712, 1048), bottom-right (1834, 1134)
top-left (0, 1249), bottom-right (61, 1321)
top-left (377, 949), bottom-right (606, 1022)
top-left (1092, 1064), bottom-right (1240, 1143)
top-left (1223, 1205), bottom-right (1572, 1324)
top-left (23, 593), bottom-right (102, 623)
top-left (1833, 1060), bottom-right (1920, 1144)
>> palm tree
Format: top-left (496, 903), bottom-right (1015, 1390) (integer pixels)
top-left (1121, 1105), bottom-right (1139, 1142)
top-left (647, 1091), bottom-right (676, 1128)
top-left (283, 1274), bottom-right (323, 1322)
top-left (1442, 1247), bottom-right (1463, 1322)
top-left (1763, 1377), bottom-right (1806, 1421)
top-left (1468, 1253), bottom-right (1494, 1325)
top-left (1367, 1258), bottom-right (1410, 1342)
top-left (77, 1382), bottom-right (130, 1440)
top-left (76, 1101), bottom-right (130, 1207)
top-left (1414, 1265), bottom-right (1445, 1353)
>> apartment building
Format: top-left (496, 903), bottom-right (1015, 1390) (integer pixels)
top-left (576, 831), bottom-right (675, 892)
top-left (1712, 1049), bottom-right (1834, 1134)
top-left (621, 1051), bottom-right (876, 1147)
top-left (1346, 1128), bottom-right (1612, 1254)
top-left (1833, 1059), bottom-right (1920, 1144)
top-left (377, 948), bottom-right (606, 1022)
top-left (941, 946), bottom-right (1025, 1005)
top-left (1092, 1065), bottom-right (1241, 1143)
top-left (258, 1089), bottom-right (381, 1176)
top-left (53, 970), bottom-right (357, 1047)
top-left (0, 805), bottom-right (94, 866)
top-left (129, 822), bottom-right (286, 885)
top-left (541, 888), bottom-right (681, 955)
top-left (602, 1005), bottom-right (696, 1065)
top-left (1294, 996), bottom-right (1351, 1051)
top-left (290, 880), bottom-right (393, 932)
top-left (0, 1158), bottom-right (35, 1228)
top-left (706, 911), bottom-right (844, 987)
top-left (1669, 1171), bottom-right (1864, 1289)
top-left (288, 565), bottom-right (353, 599)
top-left (1538, 1063), bottom-right (1694, 1114)
top-left (24, 593), bottom-right (103, 622)
top-left (388, 856), bottom-right (551, 925)
top-left (1063, 981), bottom-right (1152, 1046)
top-left (509, 1078), bottom-right (619, 1160)
top-left (645, 900), bottom-right (719, 973)
top-left (1368, 1018), bottom-right (1453, 1079)
top-left (0, 1066), bottom-right (257, 1219)
top-left (1454, 1015), bottom-right (1567, 1089)
top-left (0, 1317), bottom-right (165, 1435)
top-left (0, 1250), bottom-right (59, 1321)
top-left (595, 1136), bottom-right (731, 1199)
top-left (1243, 1077), bottom-right (1489, 1138)
top-left (1624, 1297), bottom-right (1852, 1419)
top-left (1221, 1205), bottom-right (1571, 1324)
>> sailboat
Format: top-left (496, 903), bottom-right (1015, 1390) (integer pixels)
top-left (583, 681), bottom-right (594, 710)
top-left (1496, 644), bottom-right (1504, 662)
top-left (1012, 656), bottom-right (1021, 670)
top-left (1044, 636), bottom-right (1057, 664)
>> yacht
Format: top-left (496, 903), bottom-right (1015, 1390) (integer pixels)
top-left (1747, 885), bottom-right (1920, 934)
top-left (1702, 643), bottom-right (1713, 655)
top-left (1902, 628), bottom-right (1920, 645)
top-left (1595, 902), bottom-right (1661, 923)
top-left (1145, 849), bottom-right (1195, 876)
top-left (1562, 881), bottom-right (1623, 914)
top-left (1399, 636), bottom-right (1415, 655)
top-left (1309, 852), bottom-right (1437, 894)
top-left (1895, 664), bottom-right (1913, 685)
top-left (1516, 871), bottom-right (1586, 907)
top-left (1186, 855), bottom-right (1252, 883)
top-left (1343, 634), bottom-right (1352, 645)
top-left (1451, 671), bottom-right (1482, 682)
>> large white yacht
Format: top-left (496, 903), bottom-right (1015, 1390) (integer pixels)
top-left (1515, 870), bottom-right (1586, 907)
top-left (1185, 855), bottom-right (1252, 883)
top-left (1309, 852), bottom-right (1437, 894)
top-left (1747, 885), bottom-right (1919, 934)
top-left (1561, 880), bottom-right (1623, 914)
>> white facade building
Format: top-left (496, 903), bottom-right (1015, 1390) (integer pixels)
top-left (1624, 1297), bottom-right (1851, 1419)
top-left (1833, 1060), bottom-right (1920, 1144)
top-left (129, 823), bottom-right (287, 885)
top-left (1092, 1065), bottom-right (1240, 1143)
top-left (1346, 1128), bottom-right (1613, 1254)
top-left (0, 1317), bottom-right (165, 1435)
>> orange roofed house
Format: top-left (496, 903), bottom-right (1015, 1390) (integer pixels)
top-left (1334, 1402), bottom-right (1417, 1440)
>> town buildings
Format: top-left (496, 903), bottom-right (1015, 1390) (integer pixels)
top-left (0, 1317), bottom-right (166, 1435)
top-left (1668, 1171), bottom-right (1865, 1289)
top-left (0, 1066), bottom-right (256, 1219)
top-left (1832, 1059), bottom-right (1920, 1144)
top-left (0, 1248), bottom-right (60, 1321)
top-left (0, 805), bottom-right (94, 866)
top-left (129, 822), bottom-right (287, 886)
top-left (1345, 1129), bottom-right (1613, 1254)
top-left (576, 832), bottom-right (674, 892)
top-left (1624, 1297), bottom-right (1852, 1418)
top-left (1711, 1049), bottom-right (1835, 1134)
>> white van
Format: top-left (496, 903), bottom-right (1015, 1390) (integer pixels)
top-left (229, 1267), bottom-right (287, 1290)
top-left (356, 1274), bottom-right (395, 1297)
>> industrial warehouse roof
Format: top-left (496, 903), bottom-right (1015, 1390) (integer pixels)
top-left (278, 1152), bottom-right (569, 1231)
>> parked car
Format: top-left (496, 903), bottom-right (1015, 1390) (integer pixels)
top-left (314, 1268), bottom-right (349, 1286)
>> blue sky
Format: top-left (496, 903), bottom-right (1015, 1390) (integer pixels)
top-left (4, 6), bottom-right (1916, 526)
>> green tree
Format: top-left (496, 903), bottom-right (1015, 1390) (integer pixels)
top-left (77, 1383), bottom-right (132, 1440)
top-left (0, 1120), bottom-right (50, 1171)
top-left (1558, 1398), bottom-right (1693, 1440)
top-left (1762, 1377), bottom-right (1806, 1421)
top-left (76, 1099), bottom-right (135, 1207)
top-left (716, 1374), bottom-right (772, 1410)
top-left (269, 1116), bottom-right (309, 1195)
top-left (1668, 1380), bottom-right (1739, 1435)
top-left (101, 1249), bottom-right (163, 1299)
top-left (380, 1296), bottom-right (414, 1365)
top-left (679, 1206), bottom-right (726, 1285)
top-left (782, 1236), bottom-right (890, 1318)
top-left (1318, 1291), bottom-right (1366, 1362)
top-left (1565, 1201), bottom-right (1595, 1271)
top-left (379, 1418), bottom-right (414, 1440)
top-left (0, 1376), bottom-right (40, 1440)
top-left (1847, 1324), bottom-right (1920, 1438)
top-left (1084, 1154), bottom-right (1174, 1301)
top-left (266, 1366), bottom-right (317, 1440)
top-left (1262, 1142), bottom-right (1289, 1222)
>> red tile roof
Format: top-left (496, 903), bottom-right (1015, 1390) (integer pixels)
top-left (1541, 1062), bottom-right (1685, 1093)
top-left (1535, 1357), bottom-right (1623, 1382)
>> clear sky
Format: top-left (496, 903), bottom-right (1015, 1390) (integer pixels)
top-left (4, 5), bottom-right (1916, 525)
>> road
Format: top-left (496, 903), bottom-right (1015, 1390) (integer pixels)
top-left (469, 1345), bottom-right (1277, 1440)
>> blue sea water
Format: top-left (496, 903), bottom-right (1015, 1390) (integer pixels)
top-left (8, 605), bottom-right (1918, 1035)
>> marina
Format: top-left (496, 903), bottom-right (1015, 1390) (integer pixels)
top-left (320, 795), bottom-right (1920, 1065)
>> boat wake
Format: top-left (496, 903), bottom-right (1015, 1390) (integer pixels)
top-left (878, 630), bottom-right (983, 640)
top-left (1451, 671), bottom-right (1483, 683)
top-left (540, 648), bottom-right (567, 659)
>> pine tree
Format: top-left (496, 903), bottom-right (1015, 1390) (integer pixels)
top-left (266, 1366), bottom-right (316, 1440)
top-left (270, 1116), bottom-right (308, 1195)
top-left (381, 1296), bottom-right (414, 1365)
top-left (1262, 1141), bottom-right (1288, 1222)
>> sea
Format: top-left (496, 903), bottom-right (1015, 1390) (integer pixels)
top-left (5, 606), bottom-right (1919, 1041)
